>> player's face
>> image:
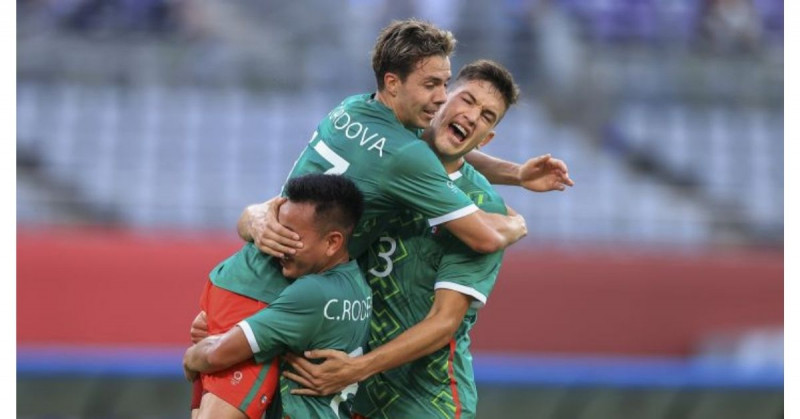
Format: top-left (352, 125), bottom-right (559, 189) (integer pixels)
top-left (393, 55), bottom-right (451, 129)
top-left (429, 79), bottom-right (506, 160)
top-left (277, 201), bottom-right (331, 279)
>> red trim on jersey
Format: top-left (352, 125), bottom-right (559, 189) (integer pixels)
top-left (448, 339), bottom-right (462, 419)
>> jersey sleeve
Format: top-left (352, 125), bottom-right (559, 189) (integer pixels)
top-left (434, 181), bottom-right (507, 309)
top-left (238, 277), bottom-right (325, 364)
top-left (434, 241), bottom-right (504, 309)
top-left (382, 143), bottom-right (478, 227)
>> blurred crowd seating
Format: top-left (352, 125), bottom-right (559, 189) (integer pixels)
top-left (17, 0), bottom-right (783, 248)
top-left (556, 0), bottom-right (782, 45)
top-left (20, 81), bottom-right (776, 246)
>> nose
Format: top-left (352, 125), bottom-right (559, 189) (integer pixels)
top-left (432, 85), bottom-right (447, 106)
top-left (464, 107), bottom-right (480, 127)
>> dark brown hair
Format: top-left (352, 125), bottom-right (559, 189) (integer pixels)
top-left (455, 59), bottom-right (520, 111)
top-left (371, 19), bottom-right (456, 90)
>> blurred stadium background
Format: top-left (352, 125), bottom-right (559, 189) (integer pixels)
top-left (17, 0), bottom-right (783, 417)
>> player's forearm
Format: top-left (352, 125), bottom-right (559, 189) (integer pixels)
top-left (355, 315), bottom-right (460, 381)
top-left (476, 212), bottom-right (527, 250)
top-left (465, 150), bottom-right (520, 186)
top-left (444, 212), bottom-right (510, 254)
top-left (183, 337), bottom-right (222, 373)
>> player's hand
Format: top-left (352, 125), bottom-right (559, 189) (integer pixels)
top-left (509, 213), bottom-right (527, 244)
top-left (249, 197), bottom-right (303, 258)
top-left (518, 154), bottom-right (574, 192)
top-left (183, 358), bottom-right (199, 382)
top-left (282, 350), bottom-right (359, 396)
top-left (505, 205), bottom-right (518, 217)
top-left (190, 311), bottom-right (208, 344)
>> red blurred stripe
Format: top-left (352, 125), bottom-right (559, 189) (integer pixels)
top-left (18, 229), bottom-right (783, 355)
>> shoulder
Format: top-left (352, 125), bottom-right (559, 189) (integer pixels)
top-left (455, 163), bottom-right (506, 214)
top-left (387, 140), bottom-right (443, 172)
top-left (277, 275), bottom-right (326, 306)
top-left (316, 261), bottom-right (363, 286)
top-left (337, 94), bottom-right (399, 127)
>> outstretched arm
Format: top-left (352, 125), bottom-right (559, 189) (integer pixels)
top-left (466, 150), bottom-right (574, 192)
top-left (282, 289), bottom-right (471, 396)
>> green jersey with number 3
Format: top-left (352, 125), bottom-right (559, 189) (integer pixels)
top-left (353, 162), bottom-right (506, 419)
top-left (209, 93), bottom-right (478, 303)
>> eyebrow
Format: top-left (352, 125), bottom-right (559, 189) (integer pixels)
top-left (424, 76), bottom-right (449, 84)
top-left (463, 91), bottom-right (499, 122)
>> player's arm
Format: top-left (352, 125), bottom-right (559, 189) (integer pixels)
top-left (283, 289), bottom-right (470, 396)
top-left (182, 326), bottom-right (253, 381)
top-left (389, 145), bottom-right (527, 253)
top-left (465, 150), bottom-right (574, 192)
top-left (236, 195), bottom-right (303, 258)
top-left (350, 289), bottom-right (470, 376)
top-left (441, 210), bottom-right (526, 254)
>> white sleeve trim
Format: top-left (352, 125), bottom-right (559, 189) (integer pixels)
top-left (428, 204), bottom-right (479, 227)
top-left (237, 320), bottom-right (261, 354)
top-left (435, 281), bottom-right (487, 309)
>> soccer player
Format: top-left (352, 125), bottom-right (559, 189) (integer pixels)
top-left (184, 173), bottom-right (370, 419)
top-left (281, 60), bottom-right (530, 418)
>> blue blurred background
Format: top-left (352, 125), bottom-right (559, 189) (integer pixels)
top-left (17, 0), bottom-right (783, 417)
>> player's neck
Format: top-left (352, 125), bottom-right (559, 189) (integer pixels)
top-left (442, 158), bottom-right (465, 175)
top-left (317, 252), bottom-right (350, 274)
top-left (374, 89), bottom-right (391, 107)
top-left (374, 90), bottom-right (411, 129)
top-left (421, 129), bottom-right (464, 174)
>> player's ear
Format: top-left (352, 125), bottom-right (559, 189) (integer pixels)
top-left (384, 72), bottom-right (400, 97)
top-left (325, 231), bottom-right (345, 256)
top-left (477, 131), bottom-right (495, 150)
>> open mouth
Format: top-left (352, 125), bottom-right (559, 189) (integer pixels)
top-left (448, 122), bottom-right (468, 143)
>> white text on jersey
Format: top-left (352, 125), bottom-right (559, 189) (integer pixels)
top-left (329, 107), bottom-right (386, 157)
top-left (323, 296), bottom-right (372, 322)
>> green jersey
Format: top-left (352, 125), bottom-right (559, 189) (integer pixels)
top-left (353, 163), bottom-right (506, 419)
top-left (210, 93), bottom-right (477, 303)
top-left (239, 260), bottom-right (371, 419)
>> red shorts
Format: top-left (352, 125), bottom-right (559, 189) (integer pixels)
top-left (192, 281), bottom-right (280, 419)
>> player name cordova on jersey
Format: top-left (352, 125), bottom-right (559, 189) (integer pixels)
top-left (323, 296), bottom-right (372, 322)
top-left (328, 105), bottom-right (387, 157)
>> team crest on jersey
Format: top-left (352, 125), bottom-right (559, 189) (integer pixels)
top-left (261, 395), bottom-right (268, 405)
top-left (231, 371), bottom-right (243, 386)
top-left (431, 226), bottom-right (440, 235)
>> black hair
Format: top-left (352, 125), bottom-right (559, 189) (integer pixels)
top-left (284, 174), bottom-right (364, 239)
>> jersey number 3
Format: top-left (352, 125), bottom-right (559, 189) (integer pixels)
top-left (368, 236), bottom-right (397, 278)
